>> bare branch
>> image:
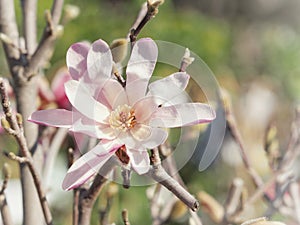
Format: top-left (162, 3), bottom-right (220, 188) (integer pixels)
top-left (21, 0), bottom-right (38, 55)
top-left (25, 0), bottom-right (64, 78)
top-left (148, 149), bottom-right (199, 212)
top-left (78, 156), bottom-right (120, 225)
top-left (0, 163), bottom-right (13, 225)
top-left (0, 0), bottom-right (20, 62)
top-left (0, 78), bottom-right (53, 225)
top-left (221, 89), bottom-right (264, 189)
top-left (129, 0), bottom-right (164, 45)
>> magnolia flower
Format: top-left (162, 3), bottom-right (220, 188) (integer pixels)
top-left (29, 38), bottom-right (215, 190)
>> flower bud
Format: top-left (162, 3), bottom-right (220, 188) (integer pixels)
top-left (110, 38), bottom-right (128, 63)
top-left (264, 123), bottom-right (280, 169)
top-left (2, 163), bottom-right (11, 180)
top-left (197, 191), bottom-right (224, 223)
top-left (1, 118), bottom-right (11, 130)
top-left (106, 182), bottom-right (119, 198)
top-left (169, 200), bottom-right (188, 221)
top-left (64, 4), bottom-right (80, 21)
top-left (16, 113), bottom-right (23, 126)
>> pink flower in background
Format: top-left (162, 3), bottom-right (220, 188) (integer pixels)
top-left (51, 68), bottom-right (72, 109)
top-left (29, 38), bottom-right (215, 190)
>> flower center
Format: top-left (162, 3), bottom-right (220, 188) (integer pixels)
top-left (109, 104), bottom-right (136, 132)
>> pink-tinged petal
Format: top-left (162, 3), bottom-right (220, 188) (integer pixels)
top-left (62, 141), bottom-right (122, 190)
top-left (141, 127), bottom-right (168, 149)
top-left (64, 80), bottom-right (110, 123)
top-left (28, 109), bottom-right (73, 128)
top-left (87, 39), bottom-right (113, 82)
top-left (130, 123), bottom-right (151, 141)
top-left (127, 149), bottom-right (150, 175)
top-left (95, 79), bottom-right (128, 110)
top-left (66, 42), bottom-right (90, 80)
top-left (71, 118), bottom-right (116, 140)
top-left (149, 103), bottom-right (216, 128)
top-left (126, 38), bottom-right (158, 104)
top-left (118, 132), bottom-right (142, 149)
top-left (148, 72), bottom-right (190, 105)
top-left (133, 96), bottom-right (159, 123)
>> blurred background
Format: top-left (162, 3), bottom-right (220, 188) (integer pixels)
top-left (0, 0), bottom-right (300, 224)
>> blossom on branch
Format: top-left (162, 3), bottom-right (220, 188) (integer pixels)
top-left (29, 38), bottom-right (215, 190)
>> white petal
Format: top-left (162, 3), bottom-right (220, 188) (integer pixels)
top-left (118, 132), bottom-right (142, 149)
top-left (141, 127), bottom-right (168, 149)
top-left (126, 38), bottom-right (158, 104)
top-left (127, 149), bottom-right (150, 175)
top-left (133, 96), bottom-right (159, 123)
top-left (95, 79), bottom-right (128, 110)
top-left (28, 109), bottom-right (72, 128)
top-left (66, 42), bottom-right (90, 80)
top-left (130, 124), bottom-right (151, 141)
top-left (62, 141), bottom-right (122, 190)
top-left (87, 39), bottom-right (113, 82)
top-left (71, 118), bottom-right (116, 140)
top-left (148, 72), bottom-right (190, 105)
top-left (149, 103), bottom-right (216, 128)
top-left (64, 80), bottom-right (110, 123)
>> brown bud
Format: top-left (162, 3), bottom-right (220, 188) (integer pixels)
top-left (264, 123), bottom-right (280, 169)
top-left (169, 200), bottom-right (188, 221)
top-left (16, 113), bottom-right (23, 126)
top-left (197, 191), bottom-right (224, 223)
top-left (110, 38), bottom-right (128, 63)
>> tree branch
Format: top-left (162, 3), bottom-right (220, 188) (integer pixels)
top-left (0, 78), bottom-right (53, 225)
top-left (78, 156), bottom-right (120, 225)
top-left (0, 0), bottom-right (20, 65)
top-left (21, 0), bottom-right (37, 55)
top-left (0, 163), bottom-right (13, 225)
top-left (25, 0), bottom-right (64, 78)
top-left (148, 148), bottom-right (199, 212)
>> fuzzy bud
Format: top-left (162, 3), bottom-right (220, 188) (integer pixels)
top-left (147, 0), bottom-right (164, 17)
top-left (169, 200), bottom-right (188, 221)
top-left (264, 123), bottom-right (280, 169)
top-left (16, 113), bottom-right (23, 126)
top-left (2, 163), bottom-right (11, 180)
top-left (106, 182), bottom-right (119, 198)
top-left (1, 118), bottom-right (11, 130)
top-left (110, 38), bottom-right (128, 63)
top-left (64, 4), bottom-right (80, 21)
top-left (197, 191), bottom-right (224, 223)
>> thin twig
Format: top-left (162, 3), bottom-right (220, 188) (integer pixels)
top-left (0, 163), bottom-right (13, 225)
top-left (78, 156), bottom-right (120, 225)
top-left (148, 148), bottom-right (199, 211)
top-left (129, 0), bottom-right (164, 45)
top-left (122, 209), bottom-right (131, 225)
top-left (0, 78), bottom-right (53, 225)
top-left (222, 90), bottom-right (264, 189)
